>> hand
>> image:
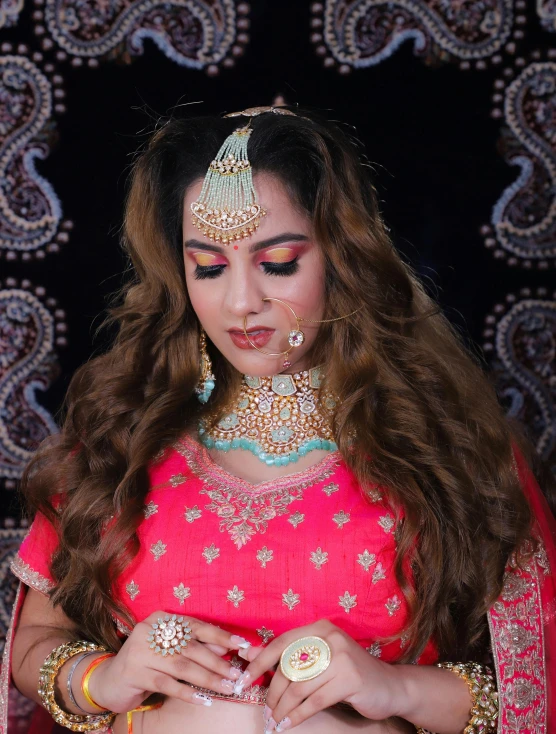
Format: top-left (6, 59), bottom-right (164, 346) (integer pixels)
top-left (86, 611), bottom-right (261, 713)
top-left (240, 620), bottom-right (403, 731)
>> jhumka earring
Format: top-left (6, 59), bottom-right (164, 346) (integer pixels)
top-left (190, 106), bottom-right (297, 244)
top-left (243, 298), bottom-right (361, 370)
top-left (195, 330), bottom-right (216, 404)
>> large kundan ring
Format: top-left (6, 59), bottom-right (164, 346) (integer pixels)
top-left (279, 636), bottom-right (331, 682)
top-left (147, 615), bottom-right (192, 657)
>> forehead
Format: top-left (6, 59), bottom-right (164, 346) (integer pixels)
top-left (182, 172), bottom-right (311, 242)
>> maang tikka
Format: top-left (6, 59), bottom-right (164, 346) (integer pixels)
top-left (190, 106), bottom-right (296, 244)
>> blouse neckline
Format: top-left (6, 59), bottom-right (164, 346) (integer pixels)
top-left (175, 434), bottom-right (342, 496)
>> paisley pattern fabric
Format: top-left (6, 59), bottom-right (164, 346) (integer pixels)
top-left (0, 283), bottom-right (66, 490)
top-left (311, 0), bottom-right (516, 71)
top-left (0, 52), bottom-right (70, 260)
top-left (33, 1), bottom-right (251, 72)
top-left (483, 291), bottom-right (556, 473)
top-left (483, 60), bottom-right (556, 267)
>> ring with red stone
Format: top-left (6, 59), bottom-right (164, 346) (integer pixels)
top-left (279, 636), bottom-right (331, 682)
top-left (147, 615), bottom-right (193, 657)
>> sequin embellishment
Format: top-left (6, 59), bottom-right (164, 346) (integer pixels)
top-left (339, 591), bottom-right (357, 613)
top-left (144, 501), bottom-right (158, 519)
top-left (386, 596), bottom-right (401, 616)
top-left (150, 540), bottom-right (167, 561)
top-left (310, 548), bottom-right (328, 570)
top-left (378, 514), bottom-right (395, 533)
top-left (126, 580), bottom-right (140, 601)
top-left (184, 505), bottom-right (202, 523)
top-left (256, 546), bottom-right (273, 568)
top-left (202, 544), bottom-right (220, 564)
top-left (357, 549), bottom-right (376, 572)
top-left (173, 583), bottom-right (191, 605)
top-left (333, 510), bottom-right (350, 528)
top-left (170, 473), bottom-right (188, 487)
top-left (372, 563), bottom-right (386, 584)
top-left (282, 589), bottom-right (300, 610)
top-left (322, 482), bottom-right (339, 496)
top-left (227, 585), bottom-right (245, 608)
top-left (288, 511), bottom-right (305, 528)
top-left (257, 626), bottom-right (275, 644)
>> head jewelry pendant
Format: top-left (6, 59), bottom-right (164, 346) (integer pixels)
top-left (190, 106), bottom-right (297, 244)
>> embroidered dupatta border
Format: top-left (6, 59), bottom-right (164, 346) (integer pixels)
top-left (488, 550), bottom-right (548, 733)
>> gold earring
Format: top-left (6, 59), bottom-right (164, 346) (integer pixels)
top-left (195, 330), bottom-right (215, 403)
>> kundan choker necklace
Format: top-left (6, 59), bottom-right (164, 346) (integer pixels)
top-left (198, 367), bottom-right (338, 466)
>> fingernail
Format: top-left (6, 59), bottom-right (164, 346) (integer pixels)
top-left (238, 646), bottom-right (252, 660)
top-left (276, 717), bottom-right (291, 732)
top-left (264, 705), bottom-right (272, 723)
top-left (221, 678), bottom-right (235, 692)
top-left (230, 635), bottom-right (251, 649)
top-left (233, 670), bottom-right (251, 694)
top-left (192, 692), bottom-right (213, 707)
top-left (228, 666), bottom-right (242, 680)
top-left (265, 717), bottom-right (277, 733)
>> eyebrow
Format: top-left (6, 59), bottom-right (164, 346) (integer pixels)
top-left (183, 233), bottom-right (309, 254)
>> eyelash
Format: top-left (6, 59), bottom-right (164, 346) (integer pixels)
top-left (193, 258), bottom-right (300, 280)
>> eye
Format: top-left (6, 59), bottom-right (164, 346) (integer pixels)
top-left (261, 258), bottom-right (299, 277)
top-left (194, 264), bottom-right (226, 280)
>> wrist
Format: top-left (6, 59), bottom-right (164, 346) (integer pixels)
top-left (69, 652), bottom-right (113, 714)
top-left (383, 663), bottom-right (414, 719)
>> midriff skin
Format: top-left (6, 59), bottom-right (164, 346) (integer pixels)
top-left (111, 698), bottom-right (416, 734)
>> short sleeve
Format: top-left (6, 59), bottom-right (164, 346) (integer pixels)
top-left (10, 496), bottom-right (64, 595)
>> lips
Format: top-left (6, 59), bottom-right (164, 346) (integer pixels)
top-left (228, 327), bottom-right (275, 350)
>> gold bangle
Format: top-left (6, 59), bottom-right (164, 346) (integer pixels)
top-left (415, 662), bottom-right (498, 734)
top-left (38, 641), bottom-right (116, 732)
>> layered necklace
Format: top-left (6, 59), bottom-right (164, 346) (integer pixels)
top-left (198, 367), bottom-right (338, 466)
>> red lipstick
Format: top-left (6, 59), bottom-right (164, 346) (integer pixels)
top-left (228, 327), bottom-right (275, 350)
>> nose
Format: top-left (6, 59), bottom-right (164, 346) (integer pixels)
top-left (223, 260), bottom-right (265, 320)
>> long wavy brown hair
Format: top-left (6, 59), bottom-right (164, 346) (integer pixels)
top-left (22, 107), bottom-right (536, 665)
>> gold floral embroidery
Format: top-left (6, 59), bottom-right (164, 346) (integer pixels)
top-left (339, 591), bottom-right (357, 613)
top-left (203, 544), bottom-right (220, 564)
top-left (257, 626), bottom-right (275, 644)
top-left (256, 546), bottom-right (273, 568)
top-left (310, 547), bottom-right (328, 570)
top-left (174, 436), bottom-right (339, 549)
top-left (366, 642), bottom-right (381, 657)
top-left (322, 482), bottom-right (339, 497)
top-left (378, 514), bottom-right (395, 533)
top-left (385, 595), bottom-right (401, 616)
top-left (282, 589), bottom-right (300, 610)
top-left (144, 501), bottom-right (158, 519)
top-left (288, 511), bottom-right (305, 528)
top-left (372, 562), bottom-right (386, 584)
top-left (170, 473), bottom-right (188, 487)
top-left (10, 554), bottom-right (54, 594)
top-left (126, 580), bottom-right (140, 601)
top-left (184, 505), bottom-right (202, 523)
top-left (332, 510), bottom-right (350, 528)
top-left (150, 540), bottom-right (167, 561)
top-left (367, 487), bottom-right (383, 503)
top-left (227, 585), bottom-right (245, 608)
top-left (357, 549), bottom-right (376, 572)
top-left (400, 631), bottom-right (410, 648)
top-left (173, 583), bottom-right (191, 605)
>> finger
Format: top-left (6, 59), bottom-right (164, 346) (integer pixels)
top-left (147, 670), bottom-right (214, 707)
top-left (244, 636), bottom-right (285, 683)
top-left (142, 613), bottom-right (251, 653)
top-left (150, 652), bottom-right (242, 697)
top-left (272, 679), bottom-right (347, 732)
top-left (178, 639), bottom-right (242, 681)
top-left (264, 668), bottom-right (291, 711)
top-left (204, 643), bottom-right (230, 655)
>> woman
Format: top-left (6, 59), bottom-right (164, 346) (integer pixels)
top-left (2, 105), bottom-right (555, 734)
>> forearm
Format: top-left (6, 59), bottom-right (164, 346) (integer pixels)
top-left (392, 664), bottom-right (471, 734)
top-left (12, 625), bottom-right (107, 714)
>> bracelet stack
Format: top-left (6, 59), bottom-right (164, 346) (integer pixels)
top-left (415, 661), bottom-right (498, 734)
top-left (38, 640), bottom-right (116, 732)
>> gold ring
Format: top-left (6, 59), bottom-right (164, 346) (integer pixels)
top-left (279, 636), bottom-right (331, 682)
top-left (147, 615), bottom-right (192, 657)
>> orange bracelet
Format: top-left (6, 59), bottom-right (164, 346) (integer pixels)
top-left (80, 652), bottom-right (116, 711)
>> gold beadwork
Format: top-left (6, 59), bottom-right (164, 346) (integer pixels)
top-left (434, 663), bottom-right (498, 734)
top-left (38, 641), bottom-right (115, 732)
top-left (200, 368), bottom-right (336, 458)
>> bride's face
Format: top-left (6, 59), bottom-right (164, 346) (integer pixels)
top-left (182, 173), bottom-right (326, 376)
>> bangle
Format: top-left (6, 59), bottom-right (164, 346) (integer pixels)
top-left (67, 651), bottom-right (101, 714)
top-left (38, 641), bottom-right (116, 732)
top-left (415, 662), bottom-right (498, 734)
top-left (81, 653), bottom-right (115, 711)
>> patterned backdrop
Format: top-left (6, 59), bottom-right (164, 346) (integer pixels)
top-left (0, 0), bottom-right (554, 726)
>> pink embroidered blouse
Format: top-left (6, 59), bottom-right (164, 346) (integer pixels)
top-left (10, 435), bottom-right (437, 704)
